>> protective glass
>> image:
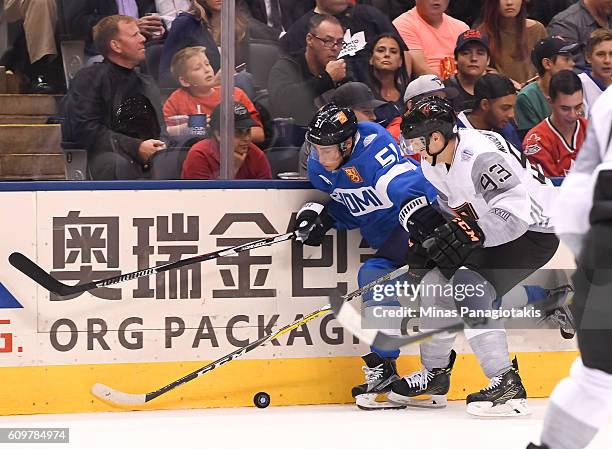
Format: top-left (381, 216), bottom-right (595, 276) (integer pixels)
top-left (399, 134), bottom-right (427, 157)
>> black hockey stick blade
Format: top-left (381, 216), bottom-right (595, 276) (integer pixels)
top-left (8, 252), bottom-right (94, 296)
top-left (9, 232), bottom-right (297, 297)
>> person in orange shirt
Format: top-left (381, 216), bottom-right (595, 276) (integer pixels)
top-left (162, 46), bottom-right (265, 145)
top-left (392, 0), bottom-right (469, 78)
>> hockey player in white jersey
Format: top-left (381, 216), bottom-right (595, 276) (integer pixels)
top-left (388, 96), bottom-right (569, 417)
top-left (528, 87), bottom-right (612, 448)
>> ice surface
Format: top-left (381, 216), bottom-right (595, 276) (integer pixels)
top-left (1, 399), bottom-right (610, 449)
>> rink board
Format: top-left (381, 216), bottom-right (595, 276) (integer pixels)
top-left (0, 181), bottom-right (578, 415)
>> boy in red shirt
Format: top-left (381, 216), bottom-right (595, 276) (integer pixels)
top-left (181, 102), bottom-right (271, 180)
top-left (523, 70), bottom-right (587, 177)
top-left (163, 46), bottom-right (265, 145)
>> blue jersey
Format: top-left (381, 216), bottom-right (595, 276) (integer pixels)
top-left (308, 121), bottom-right (437, 249)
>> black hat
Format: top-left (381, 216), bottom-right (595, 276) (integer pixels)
top-left (306, 103), bottom-right (358, 146)
top-left (531, 36), bottom-right (580, 73)
top-left (454, 29), bottom-right (490, 58)
top-left (210, 102), bottom-right (257, 131)
top-left (474, 73), bottom-right (517, 101)
top-left (331, 82), bottom-right (387, 110)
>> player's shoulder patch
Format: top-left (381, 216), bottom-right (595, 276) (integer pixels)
top-left (460, 147), bottom-right (474, 161)
top-left (342, 166), bottom-right (363, 183)
top-left (363, 134), bottom-right (377, 147)
top-left (523, 132), bottom-right (542, 156)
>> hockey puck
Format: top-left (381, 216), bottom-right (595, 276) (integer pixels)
top-left (254, 392), bottom-right (270, 408)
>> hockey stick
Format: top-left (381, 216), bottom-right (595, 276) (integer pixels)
top-left (91, 265), bottom-right (413, 406)
top-left (9, 232), bottom-right (297, 297)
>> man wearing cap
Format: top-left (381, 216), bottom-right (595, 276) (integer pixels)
top-left (456, 73), bottom-right (523, 151)
top-left (385, 74), bottom-right (458, 142)
top-left (548, 0), bottom-right (612, 70)
top-left (181, 102), bottom-right (272, 179)
top-left (523, 70), bottom-right (587, 177)
top-left (515, 36), bottom-right (580, 137)
top-left (298, 81), bottom-right (389, 174)
top-left (444, 30), bottom-right (490, 112)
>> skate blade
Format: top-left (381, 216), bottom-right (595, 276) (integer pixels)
top-left (356, 393), bottom-right (406, 411)
top-left (466, 399), bottom-right (531, 417)
top-left (387, 392), bottom-right (447, 409)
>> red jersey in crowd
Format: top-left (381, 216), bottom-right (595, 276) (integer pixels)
top-left (163, 86), bottom-right (263, 128)
top-left (522, 117), bottom-right (588, 177)
top-left (181, 138), bottom-right (272, 180)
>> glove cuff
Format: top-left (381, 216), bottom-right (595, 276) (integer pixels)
top-left (399, 196), bottom-right (429, 230)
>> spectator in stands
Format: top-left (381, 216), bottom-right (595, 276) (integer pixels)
top-left (181, 102), bottom-right (272, 179)
top-left (367, 33), bottom-right (410, 110)
top-left (477, 0), bottom-right (547, 88)
top-left (62, 15), bottom-right (166, 180)
top-left (72, 0), bottom-right (164, 61)
top-left (385, 74), bottom-right (458, 139)
top-left (358, 0), bottom-right (416, 22)
top-left (298, 82), bottom-right (388, 173)
top-left (515, 36), bottom-right (579, 136)
top-left (526, 0), bottom-right (578, 27)
top-left (245, 0), bottom-right (315, 32)
top-left (446, 0), bottom-right (484, 26)
top-left (160, 0), bottom-right (277, 88)
top-left (4, 0), bottom-right (60, 92)
top-left (547, 0), bottom-right (612, 70)
top-left (579, 28), bottom-right (612, 115)
top-left (456, 73), bottom-right (523, 149)
top-left (155, 0), bottom-right (191, 28)
top-left (444, 29), bottom-right (490, 112)
top-left (523, 70), bottom-right (586, 177)
top-left (162, 46), bottom-right (265, 145)
top-left (393, 0), bottom-right (469, 78)
top-left (268, 14), bottom-right (349, 127)
top-left (279, 0), bottom-right (402, 83)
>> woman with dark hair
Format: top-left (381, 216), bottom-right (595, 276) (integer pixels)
top-left (477, 0), bottom-right (547, 87)
top-left (368, 33), bottom-right (411, 106)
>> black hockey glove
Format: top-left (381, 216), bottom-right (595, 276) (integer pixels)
top-left (399, 196), bottom-right (447, 244)
top-left (293, 202), bottom-right (335, 246)
top-left (422, 216), bottom-right (485, 275)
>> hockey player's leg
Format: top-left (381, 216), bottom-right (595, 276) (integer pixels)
top-left (389, 268), bottom-right (458, 408)
top-left (352, 256), bottom-right (405, 410)
top-left (451, 268), bottom-right (531, 417)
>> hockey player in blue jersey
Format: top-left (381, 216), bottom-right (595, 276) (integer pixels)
top-left (291, 103), bottom-right (438, 410)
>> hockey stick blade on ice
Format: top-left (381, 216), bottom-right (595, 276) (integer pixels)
top-left (9, 232), bottom-right (297, 296)
top-left (91, 265), bottom-right (411, 407)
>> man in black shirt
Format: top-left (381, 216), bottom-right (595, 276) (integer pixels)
top-left (268, 14), bottom-right (348, 127)
top-left (279, 0), bottom-right (403, 83)
top-left (62, 15), bottom-right (166, 180)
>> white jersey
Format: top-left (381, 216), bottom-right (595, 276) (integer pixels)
top-left (553, 85), bottom-right (612, 255)
top-left (422, 128), bottom-right (557, 247)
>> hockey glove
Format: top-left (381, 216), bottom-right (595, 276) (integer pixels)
top-left (399, 196), bottom-right (447, 244)
top-left (422, 216), bottom-right (485, 274)
top-left (293, 202), bottom-right (335, 246)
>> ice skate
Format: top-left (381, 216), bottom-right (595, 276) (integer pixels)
top-left (526, 444), bottom-right (549, 449)
top-left (352, 353), bottom-right (406, 410)
top-left (540, 285), bottom-right (575, 339)
top-left (466, 357), bottom-right (531, 417)
top-left (387, 350), bottom-right (456, 408)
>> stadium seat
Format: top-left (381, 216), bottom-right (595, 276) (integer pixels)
top-left (265, 146), bottom-right (300, 178)
top-left (58, 0), bottom-right (85, 89)
top-left (149, 146), bottom-right (190, 180)
top-left (246, 38), bottom-right (280, 93)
